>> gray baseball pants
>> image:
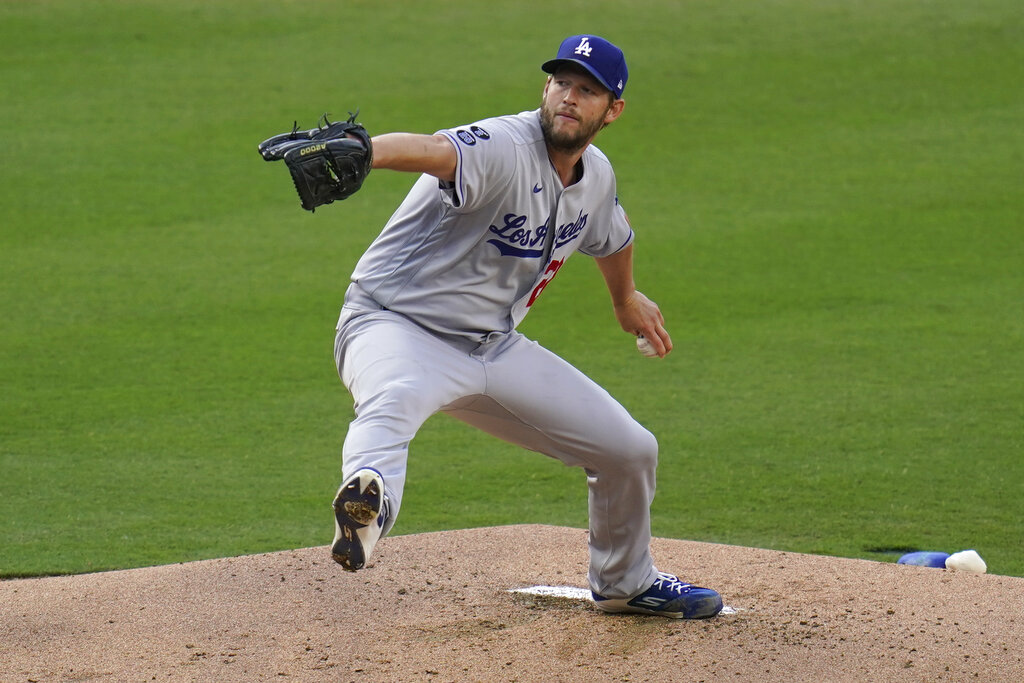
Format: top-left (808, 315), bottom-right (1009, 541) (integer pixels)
top-left (334, 288), bottom-right (660, 598)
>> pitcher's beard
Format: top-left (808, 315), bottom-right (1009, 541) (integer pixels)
top-left (539, 104), bottom-right (606, 153)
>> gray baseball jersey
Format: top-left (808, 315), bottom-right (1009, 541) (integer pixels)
top-left (349, 109), bottom-right (634, 341)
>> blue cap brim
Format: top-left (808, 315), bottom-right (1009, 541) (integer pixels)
top-left (541, 58), bottom-right (619, 97)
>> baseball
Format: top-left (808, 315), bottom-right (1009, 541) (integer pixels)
top-left (636, 335), bottom-right (658, 358)
top-left (945, 550), bottom-right (987, 574)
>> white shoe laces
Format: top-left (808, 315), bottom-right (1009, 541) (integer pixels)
top-left (653, 572), bottom-right (692, 594)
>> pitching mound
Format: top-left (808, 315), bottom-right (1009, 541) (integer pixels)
top-left (3, 525), bottom-right (1022, 681)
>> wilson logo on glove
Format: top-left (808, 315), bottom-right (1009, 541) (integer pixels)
top-left (299, 143), bottom-right (327, 156)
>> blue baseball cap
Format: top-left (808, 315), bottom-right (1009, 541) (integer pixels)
top-left (541, 35), bottom-right (628, 98)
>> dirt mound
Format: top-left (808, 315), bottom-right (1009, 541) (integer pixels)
top-left (2, 525), bottom-right (1022, 681)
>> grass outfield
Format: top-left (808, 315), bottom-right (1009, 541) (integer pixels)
top-left (1, 0), bottom-right (1021, 578)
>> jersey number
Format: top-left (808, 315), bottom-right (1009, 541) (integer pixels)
top-left (527, 258), bottom-right (565, 307)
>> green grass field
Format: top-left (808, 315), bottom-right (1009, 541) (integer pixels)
top-left (2, 0), bottom-right (1021, 578)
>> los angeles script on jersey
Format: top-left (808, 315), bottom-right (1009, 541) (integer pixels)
top-left (487, 209), bottom-right (588, 258)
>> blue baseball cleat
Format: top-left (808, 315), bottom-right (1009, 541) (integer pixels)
top-left (593, 572), bottom-right (723, 619)
top-left (331, 468), bottom-right (388, 571)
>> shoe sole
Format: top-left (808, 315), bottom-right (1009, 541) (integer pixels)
top-left (331, 471), bottom-right (383, 571)
top-left (595, 590), bottom-right (723, 619)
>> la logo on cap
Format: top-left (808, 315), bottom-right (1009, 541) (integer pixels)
top-left (574, 37), bottom-right (593, 57)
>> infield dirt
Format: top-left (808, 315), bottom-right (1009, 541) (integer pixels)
top-left (2, 525), bottom-right (1022, 681)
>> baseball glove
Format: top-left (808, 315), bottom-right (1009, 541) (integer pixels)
top-left (258, 111), bottom-right (373, 212)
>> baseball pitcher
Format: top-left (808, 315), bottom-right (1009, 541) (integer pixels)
top-left (259, 34), bottom-right (722, 619)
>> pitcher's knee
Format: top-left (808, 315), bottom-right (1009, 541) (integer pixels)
top-left (596, 422), bottom-right (658, 474)
top-left (631, 426), bottom-right (659, 471)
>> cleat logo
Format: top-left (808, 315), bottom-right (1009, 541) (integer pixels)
top-left (633, 596), bottom-right (667, 608)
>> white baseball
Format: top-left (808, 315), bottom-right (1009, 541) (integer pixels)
top-left (636, 335), bottom-right (658, 358)
top-left (945, 550), bottom-right (987, 574)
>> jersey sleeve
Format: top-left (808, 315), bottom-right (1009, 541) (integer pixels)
top-left (579, 194), bottom-right (634, 257)
top-left (436, 121), bottom-right (516, 213)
